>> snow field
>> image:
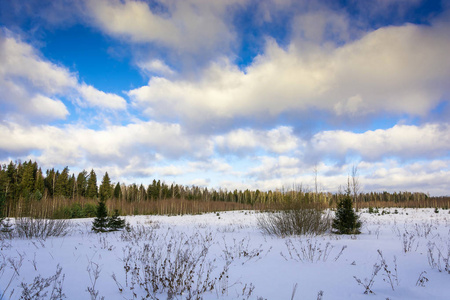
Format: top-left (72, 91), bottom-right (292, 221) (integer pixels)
top-left (1, 208), bottom-right (449, 299)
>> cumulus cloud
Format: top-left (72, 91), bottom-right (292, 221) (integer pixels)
top-left (0, 30), bottom-right (77, 94)
top-left (86, 0), bottom-right (237, 54)
top-left (357, 159), bottom-right (450, 195)
top-left (188, 159), bottom-right (233, 175)
top-left (0, 29), bottom-right (127, 123)
top-left (78, 83), bottom-right (127, 110)
top-left (247, 155), bottom-right (302, 181)
top-left (310, 123), bottom-right (450, 161)
top-left (215, 126), bottom-right (300, 154)
top-left (129, 20), bottom-right (450, 128)
top-left (0, 120), bottom-right (213, 169)
top-left (137, 59), bottom-right (175, 76)
top-left (28, 95), bottom-right (69, 120)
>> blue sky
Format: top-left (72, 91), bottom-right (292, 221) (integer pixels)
top-left (1, 0), bottom-right (450, 195)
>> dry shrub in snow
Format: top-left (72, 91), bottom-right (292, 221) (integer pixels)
top-left (119, 228), bottom-right (218, 299)
top-left (257, 202), bottom-right (331, 237)
top-left (13, 218), bottom-right (71, 240)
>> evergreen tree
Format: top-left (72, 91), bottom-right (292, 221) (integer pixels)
top-left (107, 209), bottom-right (125, 231)
top-left (92, 199), bottom-right (109, 233)
top-left (45, 168), bottom-right (57, 197)
top-left (0, 191), bottom-right (5, 223)
top-left (99, 172), bottom-right (112, 201)
top-left (34, 168), bottom-right (45, 199)
top-left (332, 193), bottom-right (361, 234)
top-left (0, 165), bottom-right (8, 212)
top-left (86, 169), bottom-right (98, 199)
top-left (68, 174), bottom-right (76, 199)
top-left (20, 160), bottom-right (36, 199)
top-left (76, 170), bottom-right (88, 198)
top-left (55, 167), bottom-right (70, 197)
top-left (113, 182), bottom-right (122, 199)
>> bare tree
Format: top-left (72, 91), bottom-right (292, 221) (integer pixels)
top-left (351, 165), bottom-right (361, 210)
top-left (314, 164), bottom-right (319, 201)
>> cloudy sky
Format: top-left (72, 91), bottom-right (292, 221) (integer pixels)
top-left (1, 0), bottom-right (450, 195)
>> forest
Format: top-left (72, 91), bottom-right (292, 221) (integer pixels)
top-left (0, 160), bottom-right (448, 218)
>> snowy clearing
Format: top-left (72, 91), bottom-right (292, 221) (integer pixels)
top-left (1, 208), bottom-right (450, 299)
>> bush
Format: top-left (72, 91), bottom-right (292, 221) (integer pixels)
top-left (257, 202), bottom-right (331, 237)
top-left (14, 218), bottom-right (71, 240)
top-left (332, 194), bottom-right (361, 234)
top-left (83, 203), bottom-right (97, 217)
top-left (52, 202), bottom-right (98, 219)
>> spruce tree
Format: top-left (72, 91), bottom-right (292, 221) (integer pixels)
top-left (113, 182), bottom-right (122, 199)
top-left (107, 209), bottom-right (125, 231)
top-left (99, 172), bottom-right (112, 201)
top-left (92, 197), bottom-right (109, 233)
top-left (86, 169), bottom-right (98, 199)
top-left (332, 193), bottom-right (361, 234)
top-left (0, 191), bottom-right (5, 224)
top-left (76, 170), bottom-right (88, 198)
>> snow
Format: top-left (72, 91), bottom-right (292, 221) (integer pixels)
top-left (1, 208), bottom-right (450, 299)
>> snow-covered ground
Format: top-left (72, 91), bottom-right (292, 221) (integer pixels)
top-left (1, 208), bottom-right (450, 299)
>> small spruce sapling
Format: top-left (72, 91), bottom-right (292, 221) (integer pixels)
top-left (108, 209), bottom-right (125, 231)
top-left (92, 199), bottom-right (109, 233)
top-left (332, 193), bottom-right (361, 234)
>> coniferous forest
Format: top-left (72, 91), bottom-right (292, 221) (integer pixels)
top-left (0, 160), bottom-right (448, 219)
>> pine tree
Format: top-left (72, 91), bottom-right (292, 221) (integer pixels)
top-left (332, 193), bottom-right (361, 234)
top-left (92, 199), bottom-right (109, 233)
top-left (107, 209), bottom-right (125, 231)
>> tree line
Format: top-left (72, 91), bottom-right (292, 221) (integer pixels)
top-left (0, 160), bottom-right (446, 218)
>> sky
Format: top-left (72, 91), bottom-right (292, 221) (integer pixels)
top-left (1, 0), bottom-right (450, 196)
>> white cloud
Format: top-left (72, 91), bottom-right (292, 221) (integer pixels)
top-left (189, 178), bottom-right (210, 187)
top-left (0, 120), bottom-right (213, 168)
top-left (0, 30), bottom-right (127, 122)
top-left (29, 95), bottom-right (69, 120)
top-left (137, 59), bottom-right (175, 76)
top-left (310, 123), bottom-right (450, 161)
top-left (78, 83), bottom-right (127, 110)
top-left (215, 126), bottom-right (299, 154)
top-left (86, 0), bottom-right (237, 54)
top-left (0, 30), bottom-right (77, 94)
top-left (188, 159), bottom-right (233, 173)
top-left (358, 159), bottom-right (450, 195)
top-left (129, 20), bottom-right (450, 127)
top-left (247, 155), bottom-right (301, 181)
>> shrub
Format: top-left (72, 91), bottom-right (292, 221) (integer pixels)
top-left (83, 203), bottom-right (97, 217)
top-left (257, 202), bottom-right (331, 237)
top-left (332, 194), bottom-right (361, 234)
top-left (14, 218), bottom-right (71, 240)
